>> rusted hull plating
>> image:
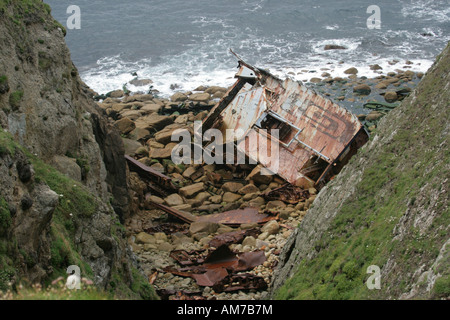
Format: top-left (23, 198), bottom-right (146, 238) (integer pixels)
top-left (202, 54), bottom-right (369, 187)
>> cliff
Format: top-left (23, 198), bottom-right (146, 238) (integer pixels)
top-left (0, 0), bottom-right (156, 299)
top-left (269, 42), bottom-right (449, 299)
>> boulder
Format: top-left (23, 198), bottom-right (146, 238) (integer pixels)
top-left (141, 104), bottom-right (162, 114)
top-left (222, 192), bottom-right (241, 203)
top-left (109, 89), bottom-right (124, 98)
top-left (365, 111), bottom-right (383, 122)
top-left (238, 184), bottom-right (260, 195)
top-left (111, 103), bottom-right (127, 113)
top-left (149, 147), bottom-right (172, 159)
top-left (122, 138), bottom-right (142, 156)
top-left (309, 77), bottom-right (322, 83)
top-left (155, 128), bottom-right (180, 145)
top-left (384, 91), bottom-right (398, 103)
top-left (247, 165), bottom-right (273, 185)
top-left (129, 79), bottom-right (153, 86)
top-left (171, 92), bottom-right (188, 102)
top-left (370, 64), bottom-right (383, 71)
top-left (353, 84), bottom-right (371, 95)
top-left (266, 200), bottom-right (287, 210)
top-left (344, 67), bottom-right (358, 75)
top-left (205, 86), bottom-right (227, 94)
top-left (179, 182), bottom-right (205, 198)
top-left (130, 127), bottom-right (150, 141)
top-left (222, 182), bottom-right (245, 193)
top-left (135, 114), bottom-right (173, 131)
top-left (114, 117), bottom-right (135, 135)
top-left (324, 44), bottom-right (347, 50)
top-left (135, 232), bottom-right (156, 244)
top-left (261, 220), bottom-right (279, 235)
top-left (123, 94), bottom-right (154, 103)
top-left (188, 92), bottom-right (210, 102)
top-left (189, 221), bottom-right (219, 235)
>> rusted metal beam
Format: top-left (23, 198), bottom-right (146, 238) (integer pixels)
top-left (125, 155), bottom-right (178, 194)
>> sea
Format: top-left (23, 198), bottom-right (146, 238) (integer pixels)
top-left (44, 0), bottom-right (450, 97)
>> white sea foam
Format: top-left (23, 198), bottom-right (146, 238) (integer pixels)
top-left (401, 0), bottom-right (450, 23)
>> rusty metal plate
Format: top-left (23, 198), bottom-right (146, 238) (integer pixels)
top-left (149, 202), bottom-right (278, 227)
top-left (209, 229), bottom-right (260, 248)
top-left (191, 268), bottom-right (229, 287)
top-left (197, 207), bottom-right (278, 227)
top-left (212, 273), bottom-right (268, 293)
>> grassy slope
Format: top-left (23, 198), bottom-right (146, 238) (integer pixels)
top-left (275, 44), bottom-right (450, 300)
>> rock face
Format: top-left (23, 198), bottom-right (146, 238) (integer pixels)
top-left (0, 2), bottom-right (153, 299)
top-left (269, 43), bottom-right (450, 300)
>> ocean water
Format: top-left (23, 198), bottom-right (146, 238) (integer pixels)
top-left (45, 0), bottom-right (450, 97)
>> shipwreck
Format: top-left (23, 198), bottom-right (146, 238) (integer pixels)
top-left (201, 51), bottom-right (369, 190)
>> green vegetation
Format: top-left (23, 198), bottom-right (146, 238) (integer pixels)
top-left (0, 197), bottom-right (11, 238)
top-left (1, 282), bottom-right (115, 300)
top-left (275, 44), bottom-right (450, 300)
top-left (9, 90), bottom-right (23, 109)
top-left (38, 51), bottom-right (51, 71)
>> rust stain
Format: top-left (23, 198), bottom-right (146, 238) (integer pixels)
top-left (202, 52), bottom-right (369, 187)
top-left (149, 201), bottom-right (278, 226)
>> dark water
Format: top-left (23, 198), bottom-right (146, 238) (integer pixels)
top-left (45, 0), bottom-right (450, 96)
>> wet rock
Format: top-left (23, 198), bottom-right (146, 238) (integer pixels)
top-left (370, 64), bottom-right (383, 71)
top-left (344, 67), bottom-right (358, 75)
top-left (129, 79), bottom-right (153, 87)
top-left (365, 111), bottom-right (384, 122)
top-left (384, 91), bottom-right (398, 103)
top-left (309, 77), bottom-right (322, 83)
top-left (353, 84), bottom-right (371, 95)
top-left (324, 44), bottom-right (347, 50)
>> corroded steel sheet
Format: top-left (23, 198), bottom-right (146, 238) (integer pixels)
top-left (197, 207), bottom-right (278, 227)
top-left (202, 57), bottom-right (366, 186)
top-left (149, 202), bottom-right (278, 226)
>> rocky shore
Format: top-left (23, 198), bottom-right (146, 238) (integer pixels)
top-left (94, 62), bottom-right (423, 300)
